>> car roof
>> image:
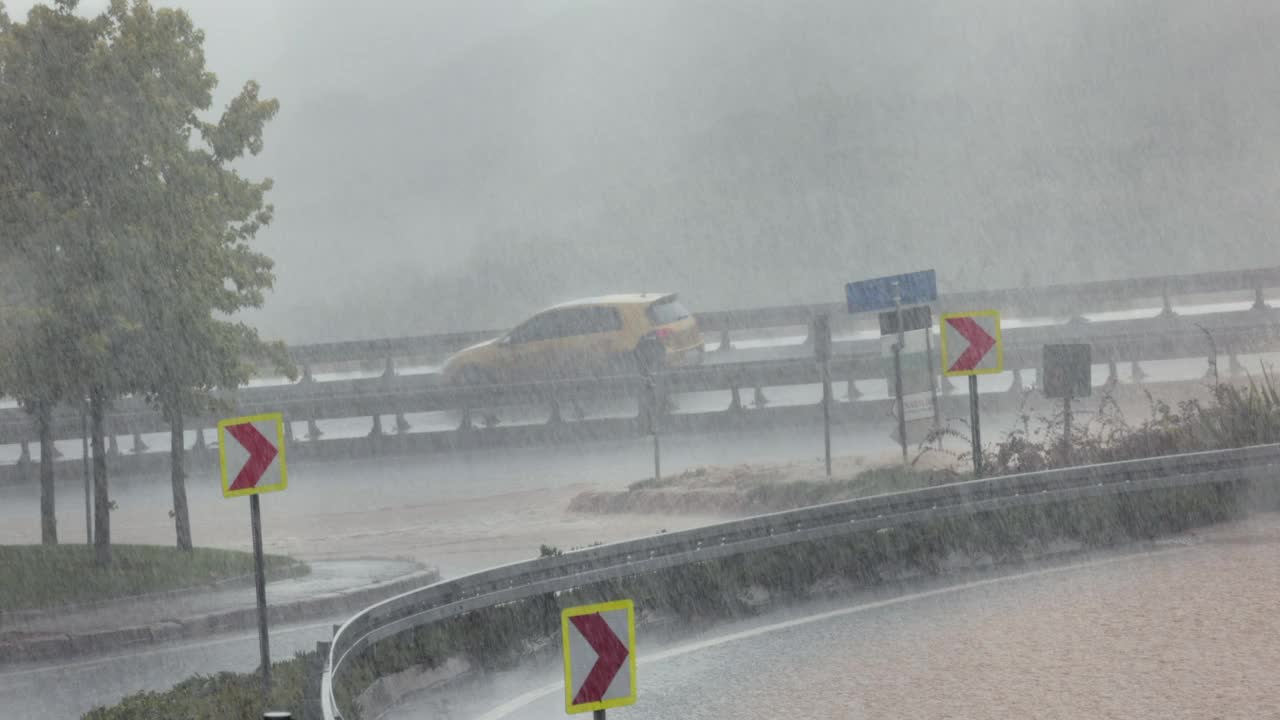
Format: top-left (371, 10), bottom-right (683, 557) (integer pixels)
top-left (545, 293), bottom-right (676, 310)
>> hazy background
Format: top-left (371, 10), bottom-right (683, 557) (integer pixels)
top-left (8, 0), bottom-right (1280, 342)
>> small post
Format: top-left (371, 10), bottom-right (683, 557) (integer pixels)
top-left (892, 283), bottom-right (908, 465)
top-left (250, 494), bottom-right (272, 694)
top-left (82, 410), bottom-right (92, 544)
top-left (1062, 395), bottom-right (1073, 466)
top-left (969, 375), bottom-right (982, 477)
top-left (594, 711), bottom-right (606, 720)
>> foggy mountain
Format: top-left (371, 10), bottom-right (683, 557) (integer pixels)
top-left (57, 0), bottom-right (1280, 342)
top-left (254, 0), bottom-right (1280, 341)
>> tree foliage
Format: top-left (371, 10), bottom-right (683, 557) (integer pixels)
top-left (0, 0), bottom-right (288, 557)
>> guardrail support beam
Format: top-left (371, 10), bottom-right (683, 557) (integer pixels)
top-left (132, 430), bottom-right (147, 454)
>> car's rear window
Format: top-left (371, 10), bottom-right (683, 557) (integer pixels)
top-left (647, 299), bottom-right (690, 325)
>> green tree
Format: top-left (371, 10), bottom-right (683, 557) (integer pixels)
top-left (90, 0), bottom-right (290, 551)
top-left (0, 0), bottom-right (288, 560)
top-left (0, 1), bottom-right (112, 552)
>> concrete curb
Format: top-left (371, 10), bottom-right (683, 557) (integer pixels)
top-left (0, 568), bottom-right (440, 665)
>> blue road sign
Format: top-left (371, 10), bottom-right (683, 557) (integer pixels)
top-left (846, 270), bottom-right (937, 313)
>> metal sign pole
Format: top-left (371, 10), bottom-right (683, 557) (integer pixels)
top-left (892, 284), bottom-right (907, 464)
top-left (969, 375), bottom-right (982, 476)
top-left (1062, 396), bottom-right (1073, 465)
top-left (594, 711), bottom-right (606, 720)
top-left (822, 358), bottom-right (832, 478)
top-left (648, 373), bottom-right (661, 485)
top-left (250, 494), bottom-right (272, 693)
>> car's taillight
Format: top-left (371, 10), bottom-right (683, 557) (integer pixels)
top-left (654, 327), bottom-right (673, 339)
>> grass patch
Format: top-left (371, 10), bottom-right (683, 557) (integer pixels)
top-left (0, 544), bottom-right (307, 612)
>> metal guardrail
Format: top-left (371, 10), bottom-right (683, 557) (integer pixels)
top-left (284, 265), bottom-right (1280, 368)
top-left (3, 304), bottom-right (1279, 447)
top-left (319, 442), bottom-right (1280, 719)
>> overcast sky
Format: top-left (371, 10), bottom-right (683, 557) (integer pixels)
top-left (7, 0), bottom-right (1280, 343)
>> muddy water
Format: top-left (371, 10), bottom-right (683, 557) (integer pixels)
top-left (459, 515), bottom-right (1280, 720)
top-left (715, 520), bottom-right (1280, 720)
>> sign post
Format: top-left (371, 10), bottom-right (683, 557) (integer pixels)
top-left (940, 311), bottom-right (1002, 476)
top-left (218, 412), bottom-right (288, 694)
top-left (1043, 344), bottom-right (1092, 465)
top-left (562, 599), bottom-right (637, 717)
top-left (847, 270), bottom-right (937, 464)
top-left (812, 314), bottom-right (833, 477)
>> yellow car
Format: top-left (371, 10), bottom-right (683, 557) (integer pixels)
top-left (442, 294), bottom-right (704, 384)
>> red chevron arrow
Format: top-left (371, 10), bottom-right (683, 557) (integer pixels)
top-left (570, 613), bottom-right (629, 704)
top-left (946, 316), bottom-right (996, 372)
top-left (225, 422), bottom-right (278, 491)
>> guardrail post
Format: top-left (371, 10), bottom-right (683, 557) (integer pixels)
top-left (395, 411), bottom-right (411, 434)
top-left (1160, 284), bottom-right (1175, 317)
top-left (370, 414), bottom-right (384, 437)
top-left (131, 430), bottom-right (147, 454)
top-left (108, 431), bottom-right (121, 459)
top-left (283, 417), bottom-right (295, 443)
top-left (307, 418), bottom-right (323, 440)
top-left (17, 440), bottom-right (31, 471)
top-left (1254, 286), bottom-right (1268, 311)
top-left (300, 363), bottom-right (315, 384)
top-left (1131, 360), bottom-right (1146, 384)
top-left (753, 386), bottom-right (768, 408)
top-left (1106, 358), bottom-right (1119, 386)
top-left (458, 407), bottom-right (475, 433)
top-left (547, 397), bottom-right (564, 425)
top-left (1008, 368), bottom-right (1025, 395)
top-left (191, 427), bottom-right (209, 457)
top-left (382, 356), bottom-right (396, 381)
top-left (718, 328), bottom-right (732, 352)
top-left (1229, 352), bottom-right (1245, 378)
top-left (728, 382), bottom-right (743, 412)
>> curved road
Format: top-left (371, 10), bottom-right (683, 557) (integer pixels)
top-left (412, 515), bottom-right (1280, 720)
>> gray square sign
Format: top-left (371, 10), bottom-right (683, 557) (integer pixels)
top-left (1042, 344), bottom-right (1092, 399)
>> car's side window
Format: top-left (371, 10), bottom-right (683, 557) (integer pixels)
top-left (511, 312), bottom-right (557, 343)
top-left (562, 307), bottom-right (621, 336)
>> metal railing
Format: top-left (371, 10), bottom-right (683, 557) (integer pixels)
top-left (3, 302), bottom-right (1278, 448)
top-left (319, 442), bottom-right (1280, 719)
top-left (284, 265), bottom-right (1280, 368)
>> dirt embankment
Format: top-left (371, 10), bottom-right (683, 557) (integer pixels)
top-left (568, 450), bottom-right (960, 516)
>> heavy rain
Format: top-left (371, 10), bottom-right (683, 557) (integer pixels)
top-left (2, 1), bottom-right (1280, 719)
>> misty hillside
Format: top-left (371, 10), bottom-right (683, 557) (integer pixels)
top-left (250, 0), bottom-right (1280, 341)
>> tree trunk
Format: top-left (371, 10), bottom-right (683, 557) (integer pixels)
top-left (36, 402), bottom-right (57, 545)
top-left (169, 402), bottom-right (193, 551)
top-left (91, 386), bottom-right (110, 567)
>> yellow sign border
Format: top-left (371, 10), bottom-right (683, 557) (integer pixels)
top-left (562, 598), bottom-right (637, 714)
top-left (218, 412), bottom-right (288, 498)
top-left (939, 310), bottom-right (1004, 377)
